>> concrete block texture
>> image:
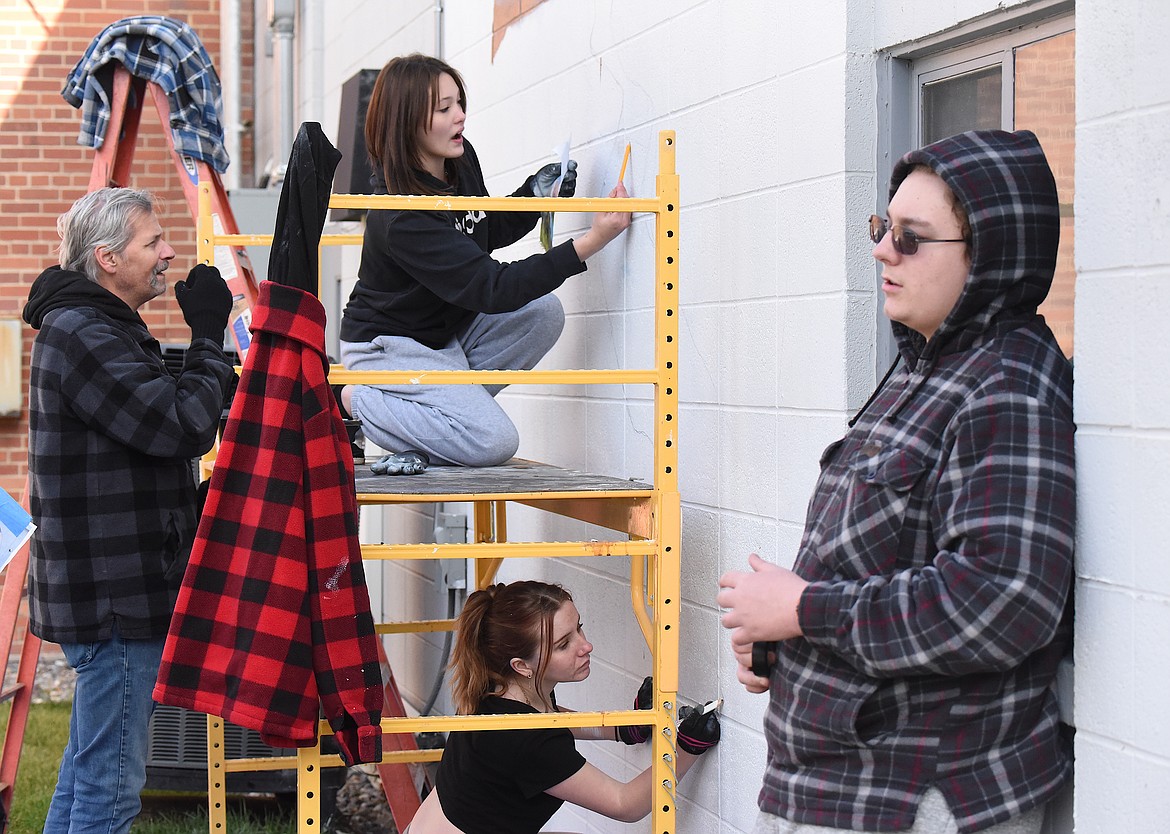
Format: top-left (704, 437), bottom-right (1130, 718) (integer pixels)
top-left (778, 295), bottom-right (852, 411)
top-left (719, 299), bottom-right (779, 408)
top-left (1073, 582), bottom-right (1137, 744)
top-left (1073, 585), bottom-right (1170, 792)
top-left (681, 505), bottom-right (721, 596)
top-left (1077, 0), bottom-right (1170, 121)
top-left (873, 0), bottom-right (1034, 54)
top-left (713, 718), bottom-right (770, 832)
top-left (1074, 735), bottom-right (1170, 834)
top-left (679, 405), bottom-right (722, 507)
top-left (1073, 430), bottom-right (1136, 589)
top-left (1071, 272), bottom-right (1137, 428)
top-left (773, 412), bottom-right (848, 523)
top-left (679, 303), bottom-right (723, 406)
top-left (718, 408), bottom-right (781, 519)
top-left (1130, 272), bottom-right (1170, 430)
top-left (1133, 593), bottom-right (1170, 755)
top-left (1074, 0), bottom-right (1170, 822)
top-left (1076, 112), bottom-right (1170, 273)
top-left (712, 193), bottom-right (783, 303)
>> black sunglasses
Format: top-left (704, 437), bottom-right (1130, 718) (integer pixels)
top-left (868, 215), bottom-right (965, 256)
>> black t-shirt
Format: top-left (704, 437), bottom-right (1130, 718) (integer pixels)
top-left (436, 695), bottom-right (587, 834)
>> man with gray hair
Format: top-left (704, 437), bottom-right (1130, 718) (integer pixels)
top-left (22, 187), bottom-right (235, 833)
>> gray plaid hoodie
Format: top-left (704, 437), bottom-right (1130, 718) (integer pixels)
top-left (760, 131), bottom-right (1075, 833)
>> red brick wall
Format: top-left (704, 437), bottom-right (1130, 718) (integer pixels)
top-left (1016, 30), bottom-right (1076, 357)
top-left (0, 1), bottom-right (254, 499)
top-left (492, 0), bottom-right (549, 59)
top-left (234, 6), bottom-right (257, 184)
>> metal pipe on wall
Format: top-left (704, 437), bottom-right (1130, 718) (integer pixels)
top-left (220, 0), bottom-right (242, 190)
top-left (270, 0), bottom-right (296, 165)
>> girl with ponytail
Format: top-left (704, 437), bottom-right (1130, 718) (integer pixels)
top-left (405, 580), bottom-right (720, 833)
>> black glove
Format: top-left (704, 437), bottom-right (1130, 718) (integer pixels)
top-left (369, 450), bottom-right (430, 476)
top-left (677, 701), bottom-right (721, 755)
top-left (751, 641), bottom-right (779, 678)
top-left (617, 675), bottom-right (653, 744)
top-left (175, 264), bottom-right (232, 343)
top-left (532, 160), bottom-right (578, 198)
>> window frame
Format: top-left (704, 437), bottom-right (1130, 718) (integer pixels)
top-left (872, 3), bottom-right (1075, 368)
top-left (912, 15), bottom-right (1074, 145)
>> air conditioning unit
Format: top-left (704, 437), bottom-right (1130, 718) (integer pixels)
top-left (145, 703), bottom-right (346, 813)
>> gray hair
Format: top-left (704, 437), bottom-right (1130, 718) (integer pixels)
top-left (57, 188), bottom-right (159, 282)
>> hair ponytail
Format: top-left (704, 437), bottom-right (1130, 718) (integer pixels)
top-left (450, 585), bottom-right (497, 716)
top-left (449, 581), bottom-right (572, 715)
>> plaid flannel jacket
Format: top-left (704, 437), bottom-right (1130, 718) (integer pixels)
top-left (760, 131), bottom-right (1075, 833)
top-left (62, 15), bottom-right (229, 173)
top-left (23, 267), bottom-right (233, 644)
top-left (155, 282), bottom-right (383, 765)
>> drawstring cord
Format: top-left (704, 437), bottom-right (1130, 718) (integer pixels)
top-left (848, 355), bottom-right (903, 428)
top-left (885, 361), bottom-right (935, 423)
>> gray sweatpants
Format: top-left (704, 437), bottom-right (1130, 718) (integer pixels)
top-left (340, 294), bottom-right (564, 467)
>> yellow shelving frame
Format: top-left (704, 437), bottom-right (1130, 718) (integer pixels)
top-left (196, 130), bottom-right (681, 833)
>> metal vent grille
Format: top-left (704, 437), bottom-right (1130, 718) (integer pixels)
top-left (147, 704), bottom-right (291, 767)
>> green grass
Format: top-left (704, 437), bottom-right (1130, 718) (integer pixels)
top-left (131, 797), bottom-right (296, 834)
top-left (2, 701), bottom-right (296, 833)
top-left (5, 700), bottom-right (70, 833)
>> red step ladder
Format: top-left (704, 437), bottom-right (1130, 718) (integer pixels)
top-left (95, 61), bottom-right (431, 829)
top-left (90, 64), bottom-right (260, 356)
top-left (375, 639), bottom-right (436, 831)
top-left (0, 478), bottom-right (40, 831)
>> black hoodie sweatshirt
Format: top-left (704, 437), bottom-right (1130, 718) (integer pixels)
top-left (339, 139), bottom-right (586, 349)
top-left (23, 265), bottom-right (146, 331)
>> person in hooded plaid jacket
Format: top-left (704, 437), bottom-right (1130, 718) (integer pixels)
top-left (718, 131), bottom-right (1075, 834)
top-left (23, 188), bottom-right (234, 834)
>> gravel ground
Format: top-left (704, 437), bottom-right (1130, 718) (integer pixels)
top-left (11, 648), bottom-right (400, 834)
top-left (8, 650), bottom-right (76, 704)
top-left (332, 765), bottom-right (399, 834)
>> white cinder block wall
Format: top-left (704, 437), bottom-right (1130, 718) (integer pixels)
top-left (268, 0), bottom-right (1170, 830)
top-left (1073, 1), bottom-right (1170, 832)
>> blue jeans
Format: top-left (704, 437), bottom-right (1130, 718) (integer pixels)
top-left (42, 631), bottom-right (165, 834)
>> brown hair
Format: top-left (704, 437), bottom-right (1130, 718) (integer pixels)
top-left (364, 53), bottom-right (468, 196)
top-left (450, 581), bottom-right (573, 715)
top-left (910, 163), bottom-right (972, 251)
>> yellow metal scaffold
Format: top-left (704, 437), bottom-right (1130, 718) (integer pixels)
top-left (196, 130), bottom-right (682, 834)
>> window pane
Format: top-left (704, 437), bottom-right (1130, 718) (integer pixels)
top-left (1015, 31), bottom-right (1076, 358)
top-left (922, 66), bottom-right (1002, 144)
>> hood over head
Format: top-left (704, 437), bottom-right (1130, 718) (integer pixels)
top-left (23, 265), bottom-right (145, 331)
top-left (888, 129), bottom-right (1060, 361)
